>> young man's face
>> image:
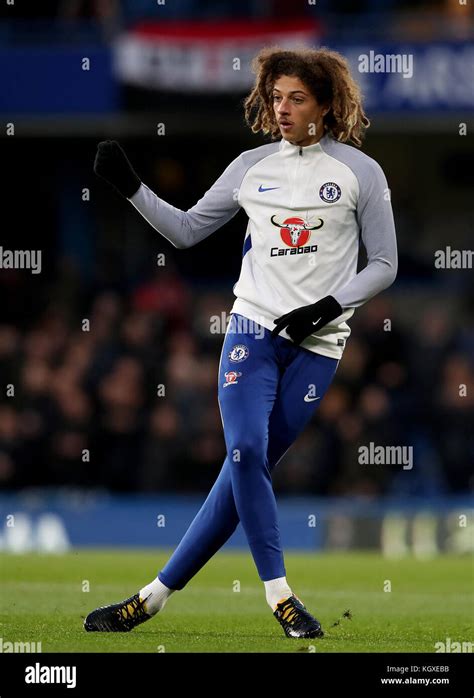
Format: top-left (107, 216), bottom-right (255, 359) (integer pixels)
top-left (272, 74), bottom-right (328, 147)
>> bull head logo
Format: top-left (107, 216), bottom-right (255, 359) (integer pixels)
top-left (270, 215), bottom-right (323, 247)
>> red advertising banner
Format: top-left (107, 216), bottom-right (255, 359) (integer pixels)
top-left (114, 18), bottom-right (321, 91)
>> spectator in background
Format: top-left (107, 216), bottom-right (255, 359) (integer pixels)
top-left (59, 0), bottom-right (120, 35)
top-left (433, 354), bottom-right (474, 492)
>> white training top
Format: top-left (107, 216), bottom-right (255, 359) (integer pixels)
top-left (129, 132), bottom-right (398, 359)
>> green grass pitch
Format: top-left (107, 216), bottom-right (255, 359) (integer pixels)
top-left (1, 550), bottom-right (472, 653)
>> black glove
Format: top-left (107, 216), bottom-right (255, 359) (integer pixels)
top-left (271, 295), bottom-right (343, 345)
top-left (93, 140), bottom-right (141, 198)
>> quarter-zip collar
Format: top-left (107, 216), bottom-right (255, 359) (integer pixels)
top-left (279, 132), bottom-right (332, 155)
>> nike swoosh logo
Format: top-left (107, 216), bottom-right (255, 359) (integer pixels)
top-left (312, 317), bottom-right (322, 326)
top-left (258, 185), bottom-right (280, 192)
top-left (304, 394), bottom-right (321, 402)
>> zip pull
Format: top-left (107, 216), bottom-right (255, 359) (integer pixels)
top-left (299, 146), bottom-right (303, 156)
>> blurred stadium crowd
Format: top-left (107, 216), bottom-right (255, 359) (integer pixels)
top-left (1, 270), bottom-right (473, 497)
top-left (1, 0), bottom-right (470, 41)
top-left (3, 0), bottom-right (469, 20)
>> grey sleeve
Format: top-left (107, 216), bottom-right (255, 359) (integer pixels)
top-left (127, 155), bottom-right (243, 249)
top-left (332, 160), bottom-right (398, 309)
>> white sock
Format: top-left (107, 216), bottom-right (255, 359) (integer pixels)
top-left (264, 576), bottom-right (293, 611)
top-left (139, 577), bottom-right (175, 616)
